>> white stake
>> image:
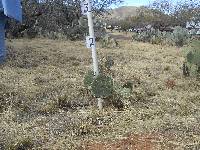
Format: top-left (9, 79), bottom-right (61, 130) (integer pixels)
top-left (81, 0), bottom-right (103, 110)
top-left (86, 0), bottom-right (99, 76)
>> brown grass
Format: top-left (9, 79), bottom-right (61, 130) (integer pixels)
top-left (0, 37), bottom-right (199, 149)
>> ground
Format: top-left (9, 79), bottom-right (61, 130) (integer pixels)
top-left (0, 34), bottom-right (200, 149)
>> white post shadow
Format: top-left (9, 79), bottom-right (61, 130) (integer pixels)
top-left (81, 0), bottom-right (103, 110)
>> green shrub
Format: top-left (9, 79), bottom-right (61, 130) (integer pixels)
top-left (133, 29), bottom-right (164, 44)
top-left (171, 26), bottom-right (190, 47)
top-left (150, 30), bottom-right (163, 44)
top-left (100, 35), bottom-right (119, 48)
top-left (132, 27), bottom-right (191, 46)
top-left (163, 32), bottom-right (174, 46)
top-left (133, 31), bottom-right (151, 43)
top-left (183, 40), bottom-right (200, 76)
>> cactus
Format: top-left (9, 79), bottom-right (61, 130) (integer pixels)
top-left (91, 74), bottom-right (113, 98)
top-left (84, 70), bottom-right (94, 88)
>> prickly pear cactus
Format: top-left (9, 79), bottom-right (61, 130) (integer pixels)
top-left (84, 70), bottom-right (94, 89)
top-left (91, 74), bottom-right (113, 98)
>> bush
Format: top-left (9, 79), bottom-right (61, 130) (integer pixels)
top-left (183, 40), bottom-right (200, 77)
top-left (150, 30), bottom-right (163, 44)
top-left (163, 32), bottom-right (174, 46)
top-left (132, 26), bottom-right (191, 46)
top-left (6, 1), bottom-right (106, 40)
top-left (100, 35), bottom-right (119, 48)
top-left (133, 30), bottom-right (151, 43)
top-left (171, 26), bottom-right (190, 47)
top-left (132, 29), bottom-right (164, 44)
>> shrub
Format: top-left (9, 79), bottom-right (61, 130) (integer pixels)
top-left (163, 32), bottom-right (174, 46)
top-left (132, 26), bottom-right (191, 46)
top-left (133, 30), bottom-right (151, 43)
top-left (132, 29), bottom-right (164, 44)
top-left (150, 30), bottom-right (163, 44)
top-left (171, 26), bottom-right (190, 47)
top-left (183, 40), bottom-right (200, 77)
top-left (99, 35), bottom-right (119, 48)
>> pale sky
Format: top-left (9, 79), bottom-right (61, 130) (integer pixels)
top-left (124, 0), bottom-right (152, 6)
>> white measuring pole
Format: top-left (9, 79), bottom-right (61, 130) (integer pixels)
top-left (81, 0), bottom-right (103, 110)
top-left (86, 0), bottom-right (99, 76)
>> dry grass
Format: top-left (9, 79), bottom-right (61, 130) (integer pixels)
top-left (0, 37), bottom-right (200, 149)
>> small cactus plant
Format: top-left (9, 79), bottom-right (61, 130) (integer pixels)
top-left (84, 57), bottom-right (114, 98)
top-left (84, 70), bottom-right (94, 89)
top-left (84, 57), bottom-right (135, 109)
top-left (91, 74), bottom-right (113, 98)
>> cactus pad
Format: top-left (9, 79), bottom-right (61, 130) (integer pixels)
top-left (84, 70), bottom-right (94, 88)
top-left (91, 74), bottom-right (113, 98)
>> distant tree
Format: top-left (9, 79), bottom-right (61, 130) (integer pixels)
top-left (131, 6), bottom-right (172, 30)
top-left (119, 17), bottom-right (132, 32)
top-left (150, 0), bottom-right (200, 28)
top-left (173, 0), bottom-right (200, 27)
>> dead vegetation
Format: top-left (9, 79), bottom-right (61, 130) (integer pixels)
top-left (0, 37), bottom-right (200, 149)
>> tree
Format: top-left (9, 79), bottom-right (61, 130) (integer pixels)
top-left (6, 0), bottom-right (123, 39)
top-left (150, 0), bottom-right (200, 28)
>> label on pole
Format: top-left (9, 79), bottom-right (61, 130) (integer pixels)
top-left (86, 36), bottom-right (95, 48)
top-left (81, 0), bottom-right (91, 15)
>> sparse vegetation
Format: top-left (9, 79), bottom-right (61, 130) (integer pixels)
top-left (1, 0), bottom-right (200, 149)
top-left (0, 37), bottom-right (199, 149)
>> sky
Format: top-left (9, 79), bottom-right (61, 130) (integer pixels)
top-left (124, 0), bottom-right (152, 6)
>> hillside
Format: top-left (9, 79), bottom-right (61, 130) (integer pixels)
top-left (106, 6), bottom-right (138, 20)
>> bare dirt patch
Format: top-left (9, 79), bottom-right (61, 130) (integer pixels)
top-left (80, 133), bottom-right (178, 150)
top-left (82, 135), bottom-right (156, 150)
